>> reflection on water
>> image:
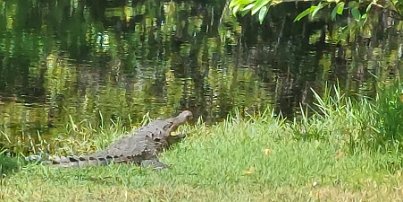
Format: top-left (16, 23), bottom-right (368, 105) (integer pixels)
top-left (0, 0), bottom-right (402, 150)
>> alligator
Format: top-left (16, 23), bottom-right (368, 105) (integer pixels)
top-left (28, 110), bottom-right (193, 169)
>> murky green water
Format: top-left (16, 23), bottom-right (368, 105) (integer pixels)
top-left (0, 0), bottom-right (402, 150)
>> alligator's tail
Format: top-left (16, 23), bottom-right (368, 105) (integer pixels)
top-left (26, 154), bottom-right (132, 168)
top-left (47, 155), bottom-right (114, 167)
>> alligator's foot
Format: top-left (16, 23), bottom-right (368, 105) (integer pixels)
top-left (25, 154), bottom-right (43, 162)
top-left (25, 153), bottom-right (51, 164)
top-left (140, 159), bottom-right (170, 170)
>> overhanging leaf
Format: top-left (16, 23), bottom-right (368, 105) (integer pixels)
top-left (312, 2), bottom-right (328, 18)
top-left (366, 2), bottom-right (373, 12)
top-left (331, 7), bottom-right (337, 20)
top-left (336, 2), bottom-right (345, 14)
top-left (258, 5), bottom-right (269, 23)
top-left (294, 6), bottom-right (314, 22)
top-left (252, 0), bottom-right (271, 15)
top-left (331, 2), bottom-right (345, 20)
top-left (351, 7), bottom-right (361, 21)
top-left (232, 5), bottom-right (240, 16)
top-left (242, 3), bottom-right (255, 12)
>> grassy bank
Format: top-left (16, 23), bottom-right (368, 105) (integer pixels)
top-left (1, 83), bottom-right (403, 201)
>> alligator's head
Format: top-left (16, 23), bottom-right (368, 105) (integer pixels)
top-left (168, 110), bottom-right (193, 132)
top-left (151, 110), bottom-right (193, 148)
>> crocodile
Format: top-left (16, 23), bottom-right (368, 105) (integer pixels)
top-left (29, 110), bottom-right (193, 169)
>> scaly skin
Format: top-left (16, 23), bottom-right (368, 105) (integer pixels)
top-left (40, 110), bottom-right (193, 169)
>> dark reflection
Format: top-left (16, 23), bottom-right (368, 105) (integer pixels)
top-left (0, 0), bottom-right (402, 152)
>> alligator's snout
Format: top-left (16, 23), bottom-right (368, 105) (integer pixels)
top-left (179, 110), bottom-right (193, 122)
top-left (167, 110), bottom-right (193, 133)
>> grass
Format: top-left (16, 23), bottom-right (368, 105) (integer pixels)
top-left (1, 83), bottom-right (403, 201)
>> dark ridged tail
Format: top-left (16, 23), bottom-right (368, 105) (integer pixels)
top-left (47, 156), bottom-right (107, 167)
top-left (45, 155), bottom-right (129, 168)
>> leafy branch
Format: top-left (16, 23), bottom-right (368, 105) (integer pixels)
top-left (229, 0), bottom-right (402, 24)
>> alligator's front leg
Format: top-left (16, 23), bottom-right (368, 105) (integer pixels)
top-left (140, 158), bottom-right (170, 170)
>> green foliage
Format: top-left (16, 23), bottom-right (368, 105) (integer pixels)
top-left (372, 82), bottom-right (403, 148)
top-left (229, 0), bottom-right (273, 23)
top-left (331, 2), bottom-right (345, 20)
top-left (2, 106), bottom-right (403, 200)
top-left (1, 83), bottom-right (403, 200)
top-left (296, 0), bottom-right (370, 23)
top-left (293, 82), bottom-right (403, 152)
top-left (0, 0), bottom-right (277, 148)
top-left (294, 2), bottom-right (330, 22)
top-left (4, 81), bottom-right (403, 160)
top-left (229, 0), bottom-right (401, 25)
top-left (0, 154), bottom-right (22, 176)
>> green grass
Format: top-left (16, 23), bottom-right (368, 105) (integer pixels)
top-left (1, 83), bottom-right (403, 201)
top-left (1, 113), bottom-right (403, 201)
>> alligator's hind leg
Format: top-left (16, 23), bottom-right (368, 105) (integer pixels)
top-left (140, 158), bottom-right (169, 170)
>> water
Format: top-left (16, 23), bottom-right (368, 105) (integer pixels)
top-left (0, 0), bottom-right (402, 150)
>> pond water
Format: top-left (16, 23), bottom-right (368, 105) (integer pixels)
top-left (0, 0), bottom-right (402, 150)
